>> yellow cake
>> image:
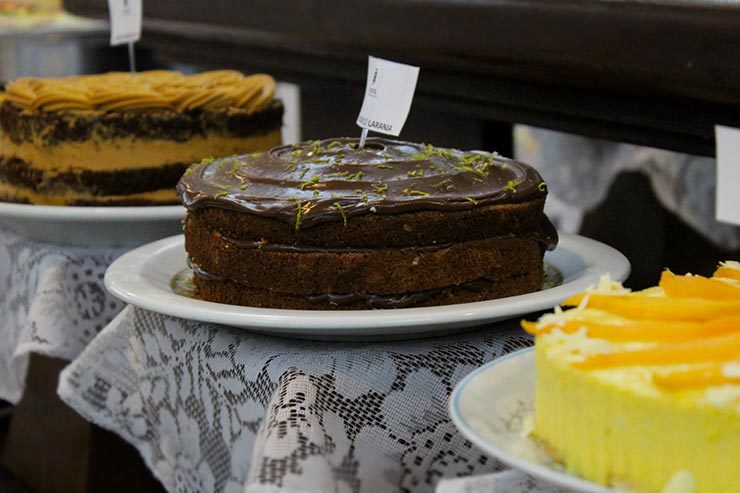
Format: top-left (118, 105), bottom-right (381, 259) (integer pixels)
top-left (0, 70), bottom-right (283, 205)
top-left (523, 262), bottom-right (740, 493)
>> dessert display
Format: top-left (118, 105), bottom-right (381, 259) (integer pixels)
top-left (522, 262), bottom-right (740, 493)
top-left (0, 70), bottom-right (283, 205)
top-left (177, 137), bottom-right (557, 309)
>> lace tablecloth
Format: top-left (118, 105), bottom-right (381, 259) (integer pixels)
top-left (0, 225), bottom-right (126, 403)
top-left (56, 305), bottom-right (553, 493)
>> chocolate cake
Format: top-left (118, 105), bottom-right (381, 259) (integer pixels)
top-left (177, 138), bottom-right (557, 309)
top-left (0, 70), bottom-right (283, 205)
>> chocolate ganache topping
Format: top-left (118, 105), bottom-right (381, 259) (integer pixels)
top-left (177, 137), bottom-right (550, 230)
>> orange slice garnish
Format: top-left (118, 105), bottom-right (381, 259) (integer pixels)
top-left (573, 333), bottom-right (740, 369)
top-left (523, 316), bottom-right (740, 342)
top-left (653, 363), bottom-right (740, 389)
top-left (562, 294), bottom-right (740, 321)
top-left (714, 265), bottom-right (740, 281)
top-left (659, 270), bottom-right (740, 300)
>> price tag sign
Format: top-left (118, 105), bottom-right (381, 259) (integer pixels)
top-left (107, 0), bottom-right (142, 46)
top-left (356, 56), bottom-right (420, 139)
top-left (714, 125), bottom-right (740, 225)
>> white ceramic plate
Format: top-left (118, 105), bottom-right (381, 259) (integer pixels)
top-left (104, 232), bottom-right (629, 339)
top-left (0, 202), bottom-right (185, 247)
top-left (449, 348), bottom-right (621, 493)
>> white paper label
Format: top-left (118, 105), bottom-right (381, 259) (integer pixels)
top-left (107, 0), bottom-right (142, 46)
top-left (714, 125), bottom-right (740, 225)
top-left (356, 56), bottom-right (420, 136)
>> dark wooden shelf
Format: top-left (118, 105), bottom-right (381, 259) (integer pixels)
top-left (64, 0), bottom-right (740, 156)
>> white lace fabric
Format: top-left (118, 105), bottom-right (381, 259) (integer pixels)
top-left (57, 305), bottom-right (540, 493)
top-left (0, 222), bottom-right (565, 492)
top-left (0, 225), bottom-right (126, 403)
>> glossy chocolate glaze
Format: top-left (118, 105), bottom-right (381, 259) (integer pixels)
top-left (177, 137), bottom-right (549, 230)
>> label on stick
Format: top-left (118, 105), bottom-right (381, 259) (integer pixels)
top-left (107, 0), bottom-right (142, 46)
top-left (356, 56), bottom-right (420, 137)
top-left (714, 125), bottom-right (740, 225)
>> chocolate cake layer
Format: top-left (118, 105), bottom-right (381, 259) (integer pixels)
top-left (192, 270), bottom-right (542, 310)
top-left (184, 199), bottom-right (555, 249)
top-left (178, 137), bottom-right (556, 309)
top-left (0, 157), bottom-right (188, 196)
top-left (0, 100), bottom-right (284, 145)
top-left (185, 215), bottom-right (543, 294)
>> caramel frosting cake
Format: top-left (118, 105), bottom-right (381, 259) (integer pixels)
top-left (177, 138), bottom-right (557, 310)
top-left (0, 70), bottom-right (283, 205)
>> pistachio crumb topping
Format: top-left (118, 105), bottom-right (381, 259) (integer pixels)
top-left (200, 156), bottom-right (215, 165)
top-left (239, 183), bottom-right (249, 190)
top-left (214, 191), bottom-right (228, 199)
top-left (327, 140), bottom-right (343, 148)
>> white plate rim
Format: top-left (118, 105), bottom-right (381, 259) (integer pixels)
top-left (104, 232), bottom-right (630, 334)
top-left (448, 348), bottom-right (619, 493)
top-left (0, 201), bottom-right (185, 222)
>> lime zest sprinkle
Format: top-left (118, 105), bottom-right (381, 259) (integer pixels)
top-left (291, 195), bottom-right (303, 231)
top-left (373, 182), bottom-right (388, 196)
top-left (402, 189), bottom-right (430, 197)
top-left (299, 174), bottom-right (321, 190)
top-left (506, 179), bottom-right (523, 193)
top-left (463, 196), bottom-right (478, 205)
top-left (333, 202), bottom-right (348, 226)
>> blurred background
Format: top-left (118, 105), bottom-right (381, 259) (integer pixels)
top-left (0, 0), bottom-right (739, 491)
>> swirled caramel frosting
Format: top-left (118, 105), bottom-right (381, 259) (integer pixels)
top-left (178, 137), bottom-right (552, 233)
top-left (3, 70), bottom-right (276, 113)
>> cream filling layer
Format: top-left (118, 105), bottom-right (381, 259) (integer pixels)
top-left (0, 180), bottom-right (177, 205)
top-left (0, 131), bottom-right (281, 173)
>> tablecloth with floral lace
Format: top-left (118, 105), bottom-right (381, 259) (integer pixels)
top-left (56, 305), bottom-right (564, 493)
top-left (0, 224), bottom-right (126, 403)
